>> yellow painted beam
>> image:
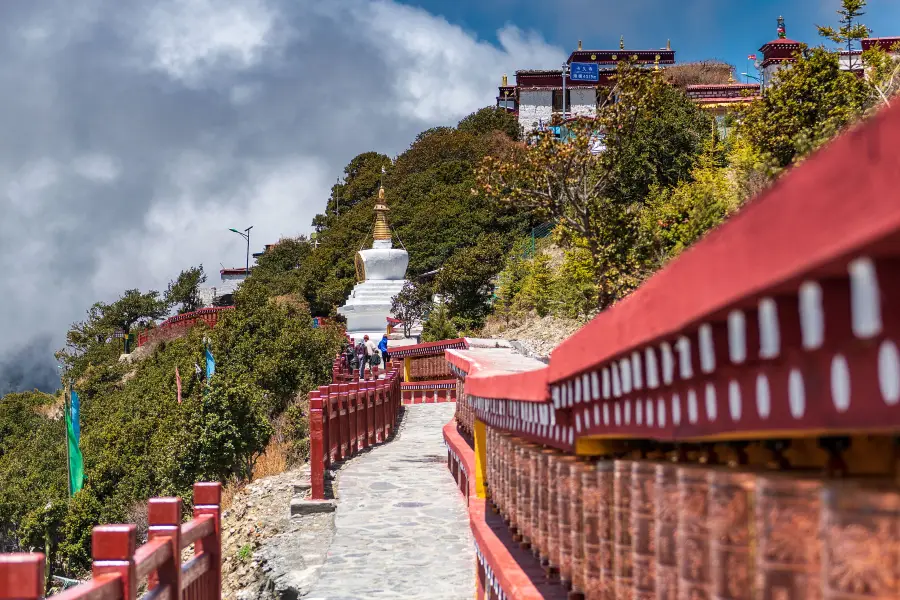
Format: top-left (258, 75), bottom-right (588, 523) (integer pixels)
top-left (574, 438), bottom-right (623, 457)
top-left (403, 357), bottom-right (411, 383)
top-left (473, 418), bottom-right (487, 499)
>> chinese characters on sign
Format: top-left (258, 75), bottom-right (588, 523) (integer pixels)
top-left (570, 62), bottom-right (599, 82)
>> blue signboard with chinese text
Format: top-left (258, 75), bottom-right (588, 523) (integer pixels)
top-left (570, 62), bottom-right (599, 82)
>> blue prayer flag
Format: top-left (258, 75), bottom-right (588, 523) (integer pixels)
top-left (70, 390), bottom-right (81, 441)
top-left (205, 347), bottom-right (216, 380)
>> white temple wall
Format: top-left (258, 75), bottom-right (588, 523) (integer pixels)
top-left (518, 90), bottom-right (552, 133)
top-left (569, 88), bottom-right (596, 117)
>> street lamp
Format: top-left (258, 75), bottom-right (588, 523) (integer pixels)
top-left (229, 226), bottom-right (253, 274)
top-left (740, 72), bottom-right (761, 82)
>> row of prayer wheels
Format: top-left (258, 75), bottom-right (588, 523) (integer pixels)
top-left (485, 428), bottom-right (900, 599)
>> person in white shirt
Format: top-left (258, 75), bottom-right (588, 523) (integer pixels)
top-left (363, 335), bottom-right (379, 379)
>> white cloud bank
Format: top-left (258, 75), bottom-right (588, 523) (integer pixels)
top-left (0, 0), bottom-right (564, 391)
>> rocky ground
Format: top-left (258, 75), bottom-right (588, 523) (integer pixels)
top-left (221, 466), bottom-right (335, 600)
top-left (481, 313), bottom-right (586, 358)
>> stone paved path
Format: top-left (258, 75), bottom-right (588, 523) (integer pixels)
top-left (305, 404), bottom-right (473, 600)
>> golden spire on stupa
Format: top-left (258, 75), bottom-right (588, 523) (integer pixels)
top-left (373, 183), bottom-right (391, 242)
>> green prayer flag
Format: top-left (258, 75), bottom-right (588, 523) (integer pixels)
top-left (66, 396), bottom-right (84, 495)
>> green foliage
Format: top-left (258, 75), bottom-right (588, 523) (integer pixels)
top-left (817, 0), bottom-right (871, 61)
top-left (741, 46), bottom-right (870, 168)
top-left (457, 106), bottom-right (520, 141)
top-left (97, 289), bottom-right (169, 334)
top-left (165, 266), bottom-right (207, 314)
top-left (183, 374), bottom-right (271, 482)
top-left (421, 302), bottom-right (458, 342)
top-left (434, 233), bottom-right (505, 330)
top-left (238, 544), bottom-right (252, 562)
top-left (390, 281), bottom-right (432, 338)
top-left (283, 400), bottom-right (310, 463)
top-left (480, 62), bottom-right (711, 309)
top-left (639, 138), bottom-right (742, 263)
top-left (517, 253), bottom-right (553, 318)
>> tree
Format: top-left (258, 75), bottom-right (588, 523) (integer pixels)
top-left (478, 62), bottom-right (710, 308)
top-left (741, 46), bottom-right (870, 168)
top-left (864, 42), bottom-right (900, 108)
top-left (457, 106), bottom-right (520, 141)
top-left (390, 282), bottom-right (432, 338)
top-left (421, 302), bottom-right (458, 342)
top-left (165, 266), bottom-right (207, 314)
top-left (434, 233), bottom-right (505, 330)
top-left (97, 289), bottom-right (169, 335)
top-left (818, 0), bottom-right (871, 71)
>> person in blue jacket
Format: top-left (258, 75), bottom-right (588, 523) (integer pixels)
top-left (378, 334), bottom-right (389, 366)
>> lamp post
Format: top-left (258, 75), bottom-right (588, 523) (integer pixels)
top-left (740, 72), bottom-right (761, 82)
top-left (229, 226), bottom-right (253, 274)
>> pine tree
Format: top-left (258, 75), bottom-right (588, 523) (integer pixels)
top-left (817, 0), bottom-right (871, 71)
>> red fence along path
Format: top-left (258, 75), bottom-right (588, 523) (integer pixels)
top-left (308, 361), bottom-right (403, 500)
top-left (137, 307), bottom-right (234, 348)
top-left (0, 483), bottom-right (221, 600)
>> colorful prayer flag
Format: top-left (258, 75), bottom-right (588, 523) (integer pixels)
top-left (205, 348), bottom-right (215, 380)
top-left (66, 390), bottom-right (84, 495)
top-left (70, 390), bottom-right (81, 441)
top-left (176, 366), bottom-right (182, 404)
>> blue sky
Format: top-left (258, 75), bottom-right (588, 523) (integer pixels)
top-left (402, 0), bottom-right (900, 78)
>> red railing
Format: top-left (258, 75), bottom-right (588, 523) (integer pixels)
top-left (0, 483), bottom-right (221, 600)
top-left (309, 361), bottom-right (402, 500)
top-left (137, 307), bottom-right (234, 348)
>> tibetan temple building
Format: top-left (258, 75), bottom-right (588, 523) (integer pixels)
top-left (500, 17), bottom-right (900, 135)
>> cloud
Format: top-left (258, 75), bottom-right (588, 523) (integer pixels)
top-left (0, 0), bottom-right (562, 393)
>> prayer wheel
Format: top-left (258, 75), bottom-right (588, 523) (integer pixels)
top-left (754, 473), bottom-right (823, 600)
top-left (614, 459), bottom-right (635, 600)
top-left (557, 455), bottom-right (581, 585)
top-left (821, 482), bottom-right (900, 600)
top-left (676, 465), bottom-right (711, 600)
top-left (569, 459), bottom-right (588, 595)
top-left (708, 469), bottom-right (755, 600)
top-left (655, 462), bottom-right (679, 600)
top-left (632, 461), bottom-right (657, 600)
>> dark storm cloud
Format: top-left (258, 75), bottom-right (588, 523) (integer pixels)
top-left (0, 0), bottom-right (563, 393)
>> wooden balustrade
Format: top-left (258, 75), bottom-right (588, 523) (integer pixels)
top-left (0, 483), bottom-right (221, 600)
top-left (309, 361), bottom-right (403, 500)
top-left (137, 307), bottom-right (234, 348)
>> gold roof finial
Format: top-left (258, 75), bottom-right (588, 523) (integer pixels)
top-left (373, 185), bottom-right (391, 241)
top-left (667, 39), bottom-right (671, 50)
top-left (577, 39), bottom-right (582, 50)
top-left (502, 73), bottom-right (508, 86)
top-left (728, 71), bottom-right (736, 84)
top-left (620, 35), bottom-right (625, 50)
top-left (654, 54), bottom-right (661, 71)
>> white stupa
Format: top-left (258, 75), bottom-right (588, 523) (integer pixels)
top-left (337, 185), bottom-right (409, 341)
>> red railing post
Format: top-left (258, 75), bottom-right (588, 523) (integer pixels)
top-left (374, 380), bottom-right (384, 443)
top-left (0, 553), bottom-right (44, 600)
top-left (347, 383), bottom-right (358, 455)
top-left (378, 380), bottom-right (389, 439)
top-left (92, 524), bottom-right (138, 600)
top-left (309, 391), bottom-right (325, 500)
top-left (193, 483), bottom-right (222, 600)
top-left (366, 381), bottom-right (375, 447)
top-left (337, 384), bottom-right (349, 459)
top-left (147, 497), bottom-right (182, 599)
top-left (319, 385), bottom-right (335, 464)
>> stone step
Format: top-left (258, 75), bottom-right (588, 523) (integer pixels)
top-left (290, 499), bottom-right (336, 516)
top-left (293, 482), bottom-right (311, 494)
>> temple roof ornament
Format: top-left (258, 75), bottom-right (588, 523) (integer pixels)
top-left (373, 186), bottom-right (391, 241)
top-left (777, 16), bottom-right (786, 39)
top-left (620, 35), bottom-right (625, 50)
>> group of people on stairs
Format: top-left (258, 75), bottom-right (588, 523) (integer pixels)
top-left (343, 334), bottom-right (390, 380)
